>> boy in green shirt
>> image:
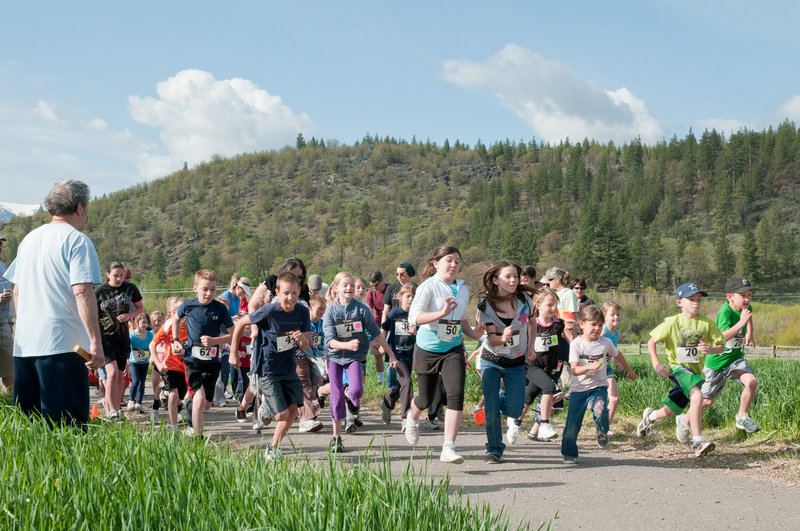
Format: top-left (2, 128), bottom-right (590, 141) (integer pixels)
top-left (636, 283), bottom-right (725, 457)
top-left (701, 277), bottom-right (759, 433)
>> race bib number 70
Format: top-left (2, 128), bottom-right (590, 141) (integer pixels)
top-left (676, 345), bottom-right (700, 364)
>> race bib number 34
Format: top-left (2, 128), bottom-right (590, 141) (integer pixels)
top-left (676, 345), bottom-right (700, 364)
top-left (437, 319), bottom-right (461, 341)
top-left (335, 319), bottom-right (363, 338)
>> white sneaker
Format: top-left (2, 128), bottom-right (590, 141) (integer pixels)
top-left (636, 407), bottom-right (655, 437)
top-left (735, 414), bottom-right (760, 433)
top-left (126, 400), bottom-right (135, 412)
top-left (537, 422), bottom-right (558, 441)
top-left (440, 443), bottom-right (464, 464)
top-left (299, 419), bottom-right (323, 433)
top-left (506, 417), bottom-right (520, 444)
top-left (405, 417), bottom-right (420, 445)
top-left (675, 413), bottom-right (691, 444)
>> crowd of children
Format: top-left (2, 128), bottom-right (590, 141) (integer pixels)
top-left (78, 251), bottom-right (762, 465)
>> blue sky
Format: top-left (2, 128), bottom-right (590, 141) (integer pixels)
top-left (2, 1), bottom-right (799, 204)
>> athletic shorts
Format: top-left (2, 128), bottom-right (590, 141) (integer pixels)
top-left (102, 335), bottom-right (130, 370)
top-left (14, 352), bottom-right (90, 426)
top-left (255, 372), bottom-right (304, 415)
top-left (524, 365), bottom-right (557, 405)
top-left (185, 362), bottom-right (221, 401)
top-left (701, 358), bottom-right (754, 399)
top-left (164, 369), bottom-right (188, 397)
top-left (662, 365), bottom-right (705, 415)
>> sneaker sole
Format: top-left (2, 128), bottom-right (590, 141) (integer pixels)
top-left (345, 423), bottom-right (357, 434)
top-left (695, 442), bottom-right (715, 457)
top-left (440, 455), bottom-right (464, 464)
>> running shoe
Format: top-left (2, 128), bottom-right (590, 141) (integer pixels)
top-left (264, 446), bottom-right (281, 462)
top-left (381, 401), bottom-right (392, 425)
top-left (693, 436), bottom-right (715, 457)
top-left (735, 414), bottom-right (760, 433)
top-left (537, 422), bottom-right (558, 441)
top-left (425, 418), bottom-right (440, 431)
top-left (235, 407), bottom-right (247, 423)
top-left (506, 417), bottom-right (520, 445)
top-left (597, 430), bottom-right (609, 448)
top-left (675, 413), bottom-right (691, 444)
top-left (329, 435), bottom-right (344, 453)
top-left (636, 407), bottom-right (655, 437)
top-left (440, 443), bottom-right (464, 464)
top-left (485, 453), bottom-right (502, 464)
top-left (405, 417), bottom-right (420, 445)
top-left (299, 419), bottom-right (323, 433)
top-left (345, 419), bottom-right (357, 433)
top-left (562, 456), bottom-right (577, 464)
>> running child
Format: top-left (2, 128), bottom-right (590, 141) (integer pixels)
top-left (127, 313), bottom-right (153, 413)
top-left (233, 324), bottom-right (255, 422)
top-left (324, 272), bottom-right (397, 452)
top-left (96, 260), bottom-right (144, 420)
top-left (295, 294), bottom-right (325, 433)
top-left (150, 296), bottom-right (188, 429)
top-left (561, 305), bottom-right (636, 464)
top-left (380, 283), bottom-right (417, 427)
top-left (702, 277), bottom-right (759, 433)
top-left (173, 269), bottom-right (233, 436)
top-left (230, 272), bottom-right (311, 460)
top-left (476, 261), bottom-right (537, 463)
top-left (636, 283), bottom-right (725, 457)
top-left (404, 245), bottom-right (485, 464)
top-left (148, 309), bottom-right (166, 407)
top-left (518, 288), bottom-right (567, 442)
top-left (601, 301), bottom-right (623, 435)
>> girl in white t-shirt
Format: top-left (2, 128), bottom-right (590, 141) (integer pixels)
top-left (561, 305), bottom-right (635, 464)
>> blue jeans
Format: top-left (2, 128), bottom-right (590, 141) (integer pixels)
top-left (561, 386), bottom-right (609, 458)
top-left (128, 362), bottom-right (149, 403)
top-left (480, 360), bottom-right (526, 457)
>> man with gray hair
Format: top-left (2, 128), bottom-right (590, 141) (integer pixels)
top-left (5, 179), bottom-right (105, 425)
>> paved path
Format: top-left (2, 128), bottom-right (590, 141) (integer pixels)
top-left (186, 402), bottom-right (800, 530)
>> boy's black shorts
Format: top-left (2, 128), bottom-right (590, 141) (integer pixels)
top-left (164, 369), bottom-right (188, 398)
top-left (186, 362), bottom-right (221, 401)
top-left (102, 335), bottom-right (130, 370)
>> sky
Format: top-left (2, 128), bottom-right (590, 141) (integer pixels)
top-left (2, 1), bottom-right (800, 204)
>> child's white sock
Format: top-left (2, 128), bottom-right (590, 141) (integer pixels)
top-left (648, 411), bottom-right (658, 422)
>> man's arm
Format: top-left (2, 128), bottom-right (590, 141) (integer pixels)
top-left (72, 282), bottom-right (104, 370)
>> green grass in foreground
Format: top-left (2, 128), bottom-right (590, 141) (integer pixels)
top-left (0, 405), bottom-right (531, 531)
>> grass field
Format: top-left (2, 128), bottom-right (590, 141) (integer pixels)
top-left (0, 401), bottom-right (531, 530)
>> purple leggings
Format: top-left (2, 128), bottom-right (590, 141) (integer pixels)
top-left (327, 359), bottom-right (363, 421)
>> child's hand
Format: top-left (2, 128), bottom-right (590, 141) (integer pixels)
top-left (500, 327), bottom-right (513, 343)
top-left (344, 339), bottom-right (360, 351)
top-left (591, 360), bottom-right (602, 370)
top-left (118, 313), bottom-right (131, 323)
top-left (440, 296), bottom-right (458, 318)
top-left (472, 321), bottom-right (486, 339)
top-left (697, 341), bottom-right (711, 354)
top-left (229, 354), bottom-right (241, 369)
top-left (526, 350), bottom-right (537, 362)
top-left (654, 363), bottom-right (670, 378)
top-left (626, 369), bottom-right (637, 381)
top-left (739, 308), bottom-right (752, 325)
top-left (388, 355), bottom-right (399, 369)
top-left (200, 335), bottom-right (214, 347)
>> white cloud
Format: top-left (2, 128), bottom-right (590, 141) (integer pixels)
top-left (34, 100), bottom-right (61, 123)
top-left (442, 44), bottom-right (663, 144)
top-left (129, 69), bottom-right (314, 178)
top-left (777, 95), bottom-right (800, 122)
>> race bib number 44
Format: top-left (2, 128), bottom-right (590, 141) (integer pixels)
top-left (276, 332), bottom-right (297, 352)
top-left (335, 319), bottom-right (363, 338)
top-left (191, 346), bottom-right (218, 360)
top-left (676, 345), bottom-right (700, 364)
top-left (437, 319), bottom-right (461, 341)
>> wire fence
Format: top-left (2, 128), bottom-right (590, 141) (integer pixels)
top-left (619, 343), bottom-right (800, 360)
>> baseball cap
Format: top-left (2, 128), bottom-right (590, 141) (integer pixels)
top-left (675, 282), bottom-right (708, 300)
top-left (725, 277), bottom-right (755, 294)
top-left (307, 274), bottom-right (323, 291)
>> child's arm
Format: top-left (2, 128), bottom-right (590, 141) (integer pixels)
top-left (613, 350), bottom-right (636, 381)
top-left (461, 318), bottom-right (486, 341)
top-left (648, 337), bottom-right (671, 378)
top-left (721, 307), bottom-right (752, 341)
top-left (569, 360), bottom-right (602, 376)
top-left (329, 338), bottom-right (360, 351)
top-left (372, 334), bottom-right (398, 367)
top-left (526, 318), bottom-right (537, 361)
top-left (745, 314), bottom-right (755, 346)
top-left (200, 331), bottom-right (232, 347)
top-left (229, 316), bottom-right (252, 368)
top-left (698, 341), bottom-right (724, 355)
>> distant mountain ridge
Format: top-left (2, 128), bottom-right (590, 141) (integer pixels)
top-left (0, 202), bottom-right (40, 222)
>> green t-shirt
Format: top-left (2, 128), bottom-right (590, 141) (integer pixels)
top-left (706, 301), bottom-right (751, 371)
top-left (649, 313), bottom-right (725, 375)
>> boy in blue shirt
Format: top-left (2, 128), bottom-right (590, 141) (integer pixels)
top-left (230, 272), bottom-right (311, 460)
top-left (173, 269), bottom-right (233, 436)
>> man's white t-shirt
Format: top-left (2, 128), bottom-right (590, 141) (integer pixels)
top-left (5, 223), bottom-right (102, 357)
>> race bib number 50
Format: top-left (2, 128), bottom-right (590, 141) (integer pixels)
top-left (437, 319), bottom-right (461, 341)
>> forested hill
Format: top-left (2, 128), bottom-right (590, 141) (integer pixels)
top-left (2, 122), bottom-right (800, 293)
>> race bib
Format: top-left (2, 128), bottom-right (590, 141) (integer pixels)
top-left (335, 319), bottom-right (363, 338)
top-left (534, 334), bottom-right (558, 352)
top-left (131, 349), bottom-right (149, 362)
top-left (676, 345), bottom-right (700, 364)
top-left (394, 320), bottom-right (412, 336)
top-left (725, 335), bottom-right (744, 350)
top-left (191, 345), bottom-right (218, 360)
top-left (311, 332), bottom-right (322, 347)
top-left (276, 332), bottom-right (297, 352)
top-left (495, 330), bottom-right (520, 355)
top-left (246, 343), bottom-right (254, 355)
top-left (437, 319), bottom-right (461, 341)
top-left (582, 356), bottom-right (602, 375)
